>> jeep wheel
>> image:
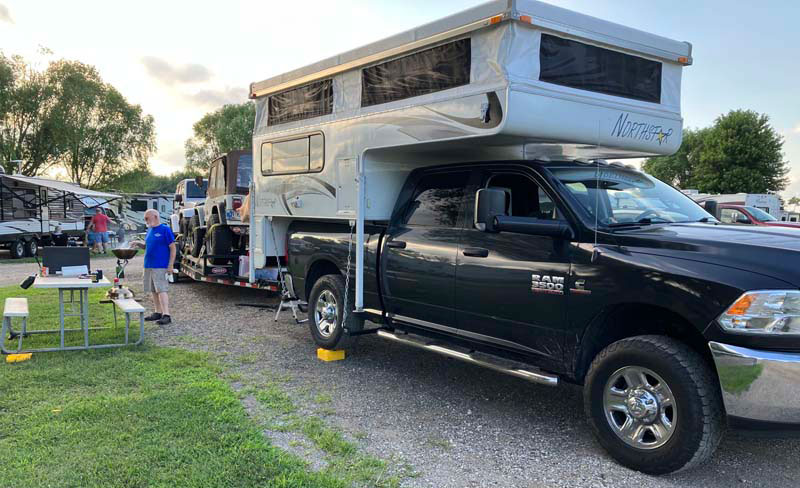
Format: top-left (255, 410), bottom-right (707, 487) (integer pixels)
top-left (189, 215), bottom-right (205, 258)
top-left (207, 214), bottom-right (232, 265)
top-left (584, 335), bottom-right (724, 474)
top-left (307, 274), bottom-right (363, 350)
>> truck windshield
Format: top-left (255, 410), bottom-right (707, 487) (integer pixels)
top-left (550, 166), bottom-right (713, 227)
top-left (744, 206), bottom-right (777, 221)
top-left (186, 181), bottom-right (207, 198)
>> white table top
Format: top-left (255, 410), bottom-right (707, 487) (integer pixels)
top-left (33, 275), bottom-right (112, 289)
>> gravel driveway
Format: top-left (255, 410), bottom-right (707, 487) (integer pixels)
top-left (3, 260), bottom-right (798, 487)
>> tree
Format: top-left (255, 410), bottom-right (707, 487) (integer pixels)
top-left (184, 102), bottom-right (254, 171)
top-left (0, 52), bottom-right (60, 175)
top-left (692, 110), bottom-right (788, 194)
top-left (789, 196), bottom-right (800, 206)
top-left (642, 110), bottom-right (789, 194)
top-left (101, 167), bottom-right (203, 194)
top-left (47, 60), bottom-right (156, 188)
top-left (642, 128), bottom-right (707, 188)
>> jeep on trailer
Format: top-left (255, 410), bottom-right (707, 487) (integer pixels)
top-left (243, 0), bottom-right (800, 474)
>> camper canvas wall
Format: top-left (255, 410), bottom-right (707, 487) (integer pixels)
top-left (249, 0), bottom-right (691, 305)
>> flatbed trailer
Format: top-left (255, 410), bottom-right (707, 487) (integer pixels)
top-left (176, 248), bottom-right (280, 292)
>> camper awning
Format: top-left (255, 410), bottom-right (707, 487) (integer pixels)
top-left (1, 175), bottom-right (120, 200)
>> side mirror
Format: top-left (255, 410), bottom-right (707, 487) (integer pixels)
top-left (174, 194), bottom-right (183, 203)
top-left (703, 200), bottom-right (718, 219)
top-left (475, 188), bottom-right (507, 232)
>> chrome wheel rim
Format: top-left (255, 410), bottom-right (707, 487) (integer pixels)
top-left (603, 366), bottom-right (676, 450)
top-left (314, 290), bottom-right (338, 338)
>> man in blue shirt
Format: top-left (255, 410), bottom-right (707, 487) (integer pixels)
top-left (132, 209), bottom-right (176, 325)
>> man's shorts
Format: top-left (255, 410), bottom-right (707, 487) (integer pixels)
top-left (143, 268), bottom-right (169, 293)
top-left (97, 232), bottom-right (110, 243)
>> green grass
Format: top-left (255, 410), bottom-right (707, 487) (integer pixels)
top-left (0, 346), bottom-right (350, 488)
top-left (717, 363), bottom-right (765, 394)
top-left (0, 285), bottom-right (137, 352)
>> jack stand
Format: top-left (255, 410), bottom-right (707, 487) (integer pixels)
top-left (275, 290), bottom-right (308, 324)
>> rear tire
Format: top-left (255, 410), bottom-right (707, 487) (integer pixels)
top-left (207, 214), bottom-right (232, 265)
top-left (189, 215), bottom-right (204, 258)
top-left (584, 335), bottom-right (724, 474)
top-left (10, 239), bottom-right (25, 259)
top-left (307, 274), bottom-right (363, 350)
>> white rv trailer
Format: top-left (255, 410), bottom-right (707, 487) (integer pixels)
top-left (249, 0), bottom-right (692, 308)
top-left (0, 173), bottom-right (120, 257)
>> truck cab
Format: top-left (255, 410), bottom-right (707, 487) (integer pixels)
top-left (718, 204), bottom-right (800, 229)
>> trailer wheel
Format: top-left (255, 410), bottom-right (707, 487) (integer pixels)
top-left (10, 239), bottom-right (26, 259)
top-left (207, 214), bottom-right (232, 265)
top-left (24, 238), bottom-right (39, 257)
top-left (584, 335), bottom-right (724, 474)
top-left (307, 274), bottom-right (363, 350)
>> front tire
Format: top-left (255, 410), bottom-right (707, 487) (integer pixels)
top-left (307, 274), bottom-right (363, 350)
top-left (10, 239), bottom-right (25, 259)
top-left (584, 335), bottom-right (724, 474)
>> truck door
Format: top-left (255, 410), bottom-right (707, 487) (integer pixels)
top-left (382, 170), bottom-right (471, 329)
top-left (455, 170), bottom-right (571, 369)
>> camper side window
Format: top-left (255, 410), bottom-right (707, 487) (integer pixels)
top-left (260, 134), bottom-right (324, 176)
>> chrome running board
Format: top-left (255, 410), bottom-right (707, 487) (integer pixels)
top-left (376, 330), bottom-right (558, 387)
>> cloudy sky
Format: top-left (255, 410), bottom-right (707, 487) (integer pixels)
top-left (1, 0), bottom-right (799, 194)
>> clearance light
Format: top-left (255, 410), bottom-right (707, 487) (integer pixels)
top-left (519, 15), bottom-right (532, 24)
top-left (678, 56), bottom-right (689, 65)
top-left (489, 15), bottom-right (503, 25)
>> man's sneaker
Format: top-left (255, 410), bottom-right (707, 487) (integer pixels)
top-left (144, 313), bottom-right (162, 321)
top-left (156, 315), bottom-right (172, 325)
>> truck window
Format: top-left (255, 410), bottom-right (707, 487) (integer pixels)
top-left (404, 171), bottom-right (469, 228)
top-left (720, 208), bottom-right (750, 224)
top-left (486, 173), bottom-right (561, 220)
top-left (236, 154), bottom-right (253, 189)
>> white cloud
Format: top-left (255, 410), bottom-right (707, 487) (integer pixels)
top-left (141, 56), bottom-right (212, 85)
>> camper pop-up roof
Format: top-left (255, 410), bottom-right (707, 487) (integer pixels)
top-left (248, 0), bottom-right (692, 306)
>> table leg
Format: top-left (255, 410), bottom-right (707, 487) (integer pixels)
top-left (82, 289), bottom-right (89, 348)
top-left (59, 288), bottom-right (65, 349)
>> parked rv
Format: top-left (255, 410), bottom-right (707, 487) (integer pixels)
top-left (0, 172), bottom-right (119, 257)
top-left (235, 0), bottom-right (800, 475)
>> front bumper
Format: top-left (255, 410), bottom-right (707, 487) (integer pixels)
top-left (709, 341), bottom-right (800, 426)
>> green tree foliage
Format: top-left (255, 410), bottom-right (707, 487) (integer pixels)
top-left (788, 196), bottom-right (800, 206)
top-left (184, 102), bottom-right (254, 171)
top-left (101, 167), bottom-right (202, 194)
top-left (47, 60), bottom-right (156, 188)
top-left (642, 110), bottom-right (789, 193)
top-left (0, 53), bottom-right (156, 187)
top-left (0, 53), bottom-right (60, 175)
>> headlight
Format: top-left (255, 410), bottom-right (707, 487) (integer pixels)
top-left (718, 290), bottom-right (800, 335)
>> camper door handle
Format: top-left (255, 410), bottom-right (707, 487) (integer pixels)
top-left (386, 240), bottom-right (406, 249)
top-left (462, 247), bottom-right (489, 258)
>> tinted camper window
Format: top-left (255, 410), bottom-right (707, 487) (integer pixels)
top-left (268, 79), bottom-right (333, 126)
top-left (261, 133), bottom-right (324, 175)
top-left (361, 39), bottom-right (471, 107)
top-left (539, 34), bottom-right (662, 104)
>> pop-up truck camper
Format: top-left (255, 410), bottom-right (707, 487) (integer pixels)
top-left (248, 0), bottom-right (690, 303)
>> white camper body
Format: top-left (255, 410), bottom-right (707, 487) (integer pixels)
top-left (249, 0), bottom-right (692, 307)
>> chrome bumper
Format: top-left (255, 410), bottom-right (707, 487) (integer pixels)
top-left (709, 342), bottom-right (800, 424)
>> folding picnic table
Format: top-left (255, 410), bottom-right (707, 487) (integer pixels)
top-left (2, 275), bottom-right (143, 353)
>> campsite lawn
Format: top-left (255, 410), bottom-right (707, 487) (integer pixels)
top-left (0, 285), bottom-right (349, 488)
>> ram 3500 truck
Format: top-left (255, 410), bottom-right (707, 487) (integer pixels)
top-left (284, 160), bottom-right (800, 474)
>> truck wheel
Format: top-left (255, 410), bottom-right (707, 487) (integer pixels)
top-left (584, 335), bottom-right (724, 475)
top-left (10, 239), bottom-right (26, 259)
top-left (24, 238), bottom-right (39, 257)
top-left (307, 274), bottom-right (363, 350)
top-left (207, 214), bottom-right (232, 265)
top-left (189, 215), bottom-right (205, 258)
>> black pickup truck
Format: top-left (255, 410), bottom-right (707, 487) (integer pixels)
top-left (285, 160), bottom-right (800, 474)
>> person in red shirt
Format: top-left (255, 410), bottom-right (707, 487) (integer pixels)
top-left (89, 208), bottom-right (112, 254)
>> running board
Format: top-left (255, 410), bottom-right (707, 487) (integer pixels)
top-left (376, 330), bottom-right (558, 387)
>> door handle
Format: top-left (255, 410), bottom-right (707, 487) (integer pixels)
top-left (386, 240), bottom-right (406, 249)
top-left (462, 247), bottom-right (489, 258)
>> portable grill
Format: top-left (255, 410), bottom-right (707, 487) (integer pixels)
top-left (109, 247), bottom-right (138, 299)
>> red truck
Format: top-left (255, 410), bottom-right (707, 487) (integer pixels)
top-left (718, 204), bottom-right (800, 229)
